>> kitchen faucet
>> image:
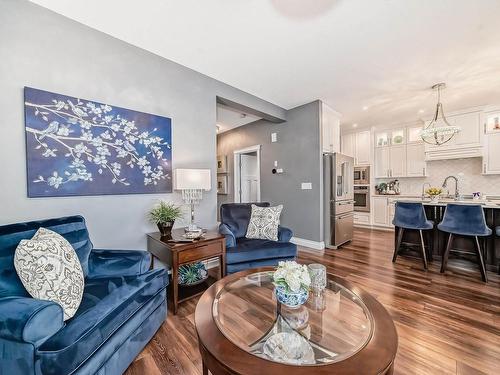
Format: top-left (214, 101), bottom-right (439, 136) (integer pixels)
top-left (442, 176), bottom-right (461, 200)
top-left (422, 182), bottom-right (431, 198)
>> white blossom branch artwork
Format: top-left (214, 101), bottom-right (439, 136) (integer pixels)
top-left (24, 87), bottom-right (172, 197)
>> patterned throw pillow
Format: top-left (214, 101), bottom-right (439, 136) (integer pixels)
top-left (246, 204), bottom-right (283, 241)
top-left (14, 228), bottom-right (84, 321)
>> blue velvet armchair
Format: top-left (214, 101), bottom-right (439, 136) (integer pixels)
top-left (0, 215), bottom-right (168, 375)
top-left (219, 203), bottom-right (297, 274)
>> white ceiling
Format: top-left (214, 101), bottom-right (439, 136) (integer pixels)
top-left (216, 104), bottom-right (261, 133)
top-left (31, 0), bottom-right (500, 129)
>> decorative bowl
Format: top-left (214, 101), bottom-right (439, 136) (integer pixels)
top-left (275, 285), bottom-right (309, 309)
top-left (263, 332), bottom-right (315, 365)
top-left (178, 262), bottom-right (208, 286)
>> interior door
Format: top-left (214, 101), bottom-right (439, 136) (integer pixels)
top-left (239, 154), bottom-right (259, 203)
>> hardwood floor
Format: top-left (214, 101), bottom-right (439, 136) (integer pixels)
top-left (125, 228), bottom-right (500, 375)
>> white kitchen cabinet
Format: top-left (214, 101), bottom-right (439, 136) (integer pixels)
top-left (389, 145), bottom-right (406, 177)
top-left (321, 103), bottom-right (341, 153)
top-left (424, 110), bottom-right (483, 160)
top-left (354, 212), bottom-right (370, 226)
top-left (483, 132), bottom-right (500, 174)
top-left (355, 131), bottom-right (371, 165)
top-left (374, 147), bottom-right (390, 178)
top-left (388, 201), bottom-right (396, 225)
top-left (407, 125), bottom-right (424, 143)
top-left (372, 196), bottom-right (389, 226)
top-left (390, 129), bottom-right (406, 146)
top-left (406, 143), bottom-right (426, 177)
top-left (341, 132), bottom-right (355, 158)
top-left (341, 130), bottom-right (371, 165)
top-left (374, 145), bottom-right (406, 178)
top-left (375, 131), bottom-right (389, 147)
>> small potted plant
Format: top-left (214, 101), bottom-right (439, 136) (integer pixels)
top-left (149, 201), bottom-right (183, 237)
top-left (273, 261), bottom-right (311, 309)
top-left (426, 187), bottom-right (442, 203)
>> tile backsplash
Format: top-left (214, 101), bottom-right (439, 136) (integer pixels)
top-left (377, 158), bottom-right (500, 197)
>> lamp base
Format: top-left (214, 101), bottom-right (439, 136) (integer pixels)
top-left (185, 223), bottom-right (202, 233)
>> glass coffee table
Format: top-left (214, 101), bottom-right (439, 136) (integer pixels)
top-left (195, 267), bottom-right (397, 375)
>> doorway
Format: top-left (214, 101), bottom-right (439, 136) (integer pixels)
top-left (233, 145), bottom-right (261, 203)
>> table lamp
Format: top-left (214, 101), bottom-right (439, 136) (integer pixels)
top-left (174, 168), bottom-right (211, 233)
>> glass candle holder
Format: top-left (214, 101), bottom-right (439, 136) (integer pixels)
top-left (308, 263), bottom-right (327, 295)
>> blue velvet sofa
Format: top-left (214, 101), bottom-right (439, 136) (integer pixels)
top-left (0, 215), bottom-right (168, 375)
top-left (219, 203), bottom-right (297, 274)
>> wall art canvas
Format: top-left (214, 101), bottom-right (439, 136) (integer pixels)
top-left (24, 87), bottom-right (172, 197)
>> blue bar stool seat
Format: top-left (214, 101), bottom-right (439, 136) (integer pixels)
top-left (496, 227), bottom-right (500, 236)
top-left (437, 204), bottom-right (491, 282)
top-left (392, 202), bottom-right (434, 269)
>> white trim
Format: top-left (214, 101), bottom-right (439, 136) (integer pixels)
top-left (233, 144), bottom-right (261, 203)
top-left (291, 237), bottom-right (325, 250)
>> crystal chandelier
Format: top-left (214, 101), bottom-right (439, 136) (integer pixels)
top-left (420, 83), bottom-right (460, 145)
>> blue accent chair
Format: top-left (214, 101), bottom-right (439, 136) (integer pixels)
top-left (0, 215), bottom-right (168, 375)
top-left (392, 202), bottom-right (434, 269)
top-left (219, 203), bottom-right (297, 274)
top-left (437, 204), bottom-right (491, 282)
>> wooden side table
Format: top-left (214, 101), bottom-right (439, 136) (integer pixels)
top-left (146, 229), bottom-right (226, 315)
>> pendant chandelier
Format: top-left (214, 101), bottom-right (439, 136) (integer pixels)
top-left (420, 83), bottom-right (460, 145)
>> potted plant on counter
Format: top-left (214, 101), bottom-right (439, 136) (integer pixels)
top-left (426, 187), bottom-right (443, 203)
top-left (273, 261), bottom-right (311, 309)
top-left (149, 201), bottom-right (183, 237)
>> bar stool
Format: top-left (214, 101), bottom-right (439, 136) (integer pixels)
top-left (392, 202), bottom-right (433, 269)
top-left (437, 204), bottom-right (491, 282)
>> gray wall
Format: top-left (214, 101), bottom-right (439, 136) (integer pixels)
top-left (0, 0), bottom-right (286, 249)
top-left (217, 101), bottom-right (322, 242)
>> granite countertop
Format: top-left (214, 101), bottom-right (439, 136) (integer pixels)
top-left (386, 196), bottom-right (500, 209)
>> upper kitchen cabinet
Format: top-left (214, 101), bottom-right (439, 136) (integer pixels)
top-left (406, 143), bottom-right (426, 177)
top-left (390, 129), bottom-right (406, 146)
top-left (375, 131), bottom-right (390, 147)
top-left (321, 103), bottom-right (341, 153)
top-left (341, 130), bottom-right (371, 165)
top-left (407, 125), bottom-right (424, 143)
top-left (341, 132), bottom-right (355, 158)
top-left (355, 130), bottom-right (371, 165)
top-left (482, 109), bottom-right (500, 174)
top-left (424, 110), bottom-right (483, 160)
top-left (374, 147), bottom-right (390, 178)
top-left (373, 125), bottom-right (426, 178)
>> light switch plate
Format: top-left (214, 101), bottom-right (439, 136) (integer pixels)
top-left (274, 160), bottom-right (278, 167)
top-left (271, 132), bottom-right (277, 143)
top-left (301, 182), bottom-right (312, 190)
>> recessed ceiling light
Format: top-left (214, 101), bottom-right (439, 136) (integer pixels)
top-left (352, 123), bottom-right (358, 128)
top-left (418, 109), bottom-right (425, 113)
top-left (362, 106), bottom-right (369, 111)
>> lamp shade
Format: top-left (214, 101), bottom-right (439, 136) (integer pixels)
top-left (174, 169), bottom-right (211, 190)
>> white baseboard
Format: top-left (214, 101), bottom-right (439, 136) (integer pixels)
top-left (291, 237), bottom-right (325, 250)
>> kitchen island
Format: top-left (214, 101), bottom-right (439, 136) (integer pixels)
top-left (389, 197), bottom-right (500, 273)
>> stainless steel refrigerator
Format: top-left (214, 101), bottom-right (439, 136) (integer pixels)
top-left (323, 153), bottom-right (355, 249)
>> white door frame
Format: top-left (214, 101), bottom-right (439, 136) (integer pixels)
top-left (233, 144), bottom-right (261, 203)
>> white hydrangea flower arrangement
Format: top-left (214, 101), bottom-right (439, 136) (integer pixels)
top-left (273, 260), bottom-right (311, 293)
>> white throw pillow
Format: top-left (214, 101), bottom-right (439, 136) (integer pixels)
top-left (14, 228), bottom-right (84, 321)
top-left (246, 204), bottom-right (283, 241)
